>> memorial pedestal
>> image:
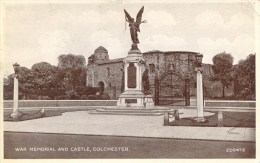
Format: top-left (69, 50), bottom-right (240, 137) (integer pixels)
top-left (117, 47), bottom-right (147, 107)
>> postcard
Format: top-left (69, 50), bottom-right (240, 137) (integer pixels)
top-left (0, 0), bottom-right (259, 163)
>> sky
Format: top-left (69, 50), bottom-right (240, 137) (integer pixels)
top-left (1, 1), bottom-right (257, 77)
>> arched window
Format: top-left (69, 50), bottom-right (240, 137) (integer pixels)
top-left (107, 67), bottom-right (110, 77)
top-left (149, 64), bottom-right (155, 73)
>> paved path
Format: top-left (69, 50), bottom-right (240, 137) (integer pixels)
top-left (4, 111), bottom-right (255, 142)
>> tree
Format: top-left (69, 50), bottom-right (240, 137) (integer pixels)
top-left (17, 67), bottom-right (36, 99)
top-left (30, 62), bottom-right (60, 99)
top-left (234, 54), bottom-right (255, 100)
top-left (211, 52), bottom-right (234, 97)
top-left (3, 66), bottom-right (35, 99)
top-left (31, 62), bottom-right (58, 90)
top-left (58, 54), bottom-right (87, 94)
top-left (3, 76), bottom-right (14, 100)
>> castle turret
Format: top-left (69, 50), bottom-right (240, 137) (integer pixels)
top-left (94, 46), bottom-right (109, 62)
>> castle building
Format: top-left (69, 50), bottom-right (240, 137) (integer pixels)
top-left (86, 46), bottom-right (234, 105)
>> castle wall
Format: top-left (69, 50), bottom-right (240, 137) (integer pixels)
top-left (86, 48), bottom-right (234, 100)
top-left (97, 61), bottom-right (124, 99)
top-left (87, 60), bottom-right (124, 99)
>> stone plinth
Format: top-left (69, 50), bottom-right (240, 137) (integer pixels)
top-left (117, 90), bottom-right (145, 107)
top-left (117, 48), bottom-right (146, 107)
top-left (144, 94), bottom-right (154, 108)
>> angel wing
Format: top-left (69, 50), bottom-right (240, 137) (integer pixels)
top-left (136, 6), bottom-right (144, 31)
top-left (124, 9), bottom-right (133, 22)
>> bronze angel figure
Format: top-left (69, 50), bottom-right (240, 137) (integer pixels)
top-left (124, 6), bottom-right (147, 46)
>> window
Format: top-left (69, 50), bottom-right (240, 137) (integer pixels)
top-left (107, 67), bottom-right (110, 77)
top-left (149, 64), bottom-right (155, 73)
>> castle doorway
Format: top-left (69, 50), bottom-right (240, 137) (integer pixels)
top-left (155, 71), bottom-right (190, 106)
top-left (98, 81), bottom-right (105, 95)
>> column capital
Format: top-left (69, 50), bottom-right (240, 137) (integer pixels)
top-left (195, 66), bottom-right (203, 73)
top-left (12, 73), bottom-right (20, 79)
top-left (137, 58), bottom-right (145, 66)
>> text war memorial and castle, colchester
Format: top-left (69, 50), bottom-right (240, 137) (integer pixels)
top-left (86, 46), bottom-right (234, 104)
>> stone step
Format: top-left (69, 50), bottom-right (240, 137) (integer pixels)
top-left (95, 108), bottom-right (166, 113)
top-left (89, 107), bottom-right (181, 116)
top-left (99, 106), bottom-right (175, 111)
top-left (89, 111), bottom-right (163, 116)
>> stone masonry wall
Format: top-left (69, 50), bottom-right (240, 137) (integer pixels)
top-left (86, 48), bottom-right (234, 100)
top-left (95, 61), bottom-right (124, 99)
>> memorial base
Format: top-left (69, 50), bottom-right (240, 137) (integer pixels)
top-left (117, 91), bottom-right (146, 107)
top-left (193, 117), bottom-right (207, 123)
top-left (11, 111), bottom-right (21, 121)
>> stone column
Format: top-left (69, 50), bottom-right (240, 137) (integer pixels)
top-left (124, 63), bottom-right (128, 91)
top-left (197, 70), bottom-right (203, 117)
top-left (135, 62), bottom-right (142, 91)
top-left (194, 67), bottom-right (206, 122)
top-left (11, 76), bottom-right (20, 119)
top-left (135, 63), bottom-right (139, 90)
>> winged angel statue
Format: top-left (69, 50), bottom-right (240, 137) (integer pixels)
top-left (124, 6), bottom-right (147, 47)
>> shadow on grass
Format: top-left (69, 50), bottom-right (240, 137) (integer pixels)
top-left (4, 109), bottom-right (89, 122)
top-left (170, 111), bottom-right (255, 128)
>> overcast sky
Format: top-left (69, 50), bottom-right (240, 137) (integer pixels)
top-left (2, 1), bottom-right (256, 76)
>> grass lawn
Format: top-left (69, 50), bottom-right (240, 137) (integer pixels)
top-left (171, 111), bottom-right (255, 128)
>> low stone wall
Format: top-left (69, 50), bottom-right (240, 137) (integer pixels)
top-left (3, 100), bottom-right (118, 108)
top-left (3, 100), bottom-right (255, 108)
top-left (187, 99), bottom-right (255, 108)
top-left (204, 100), bottom-right (255, 107)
